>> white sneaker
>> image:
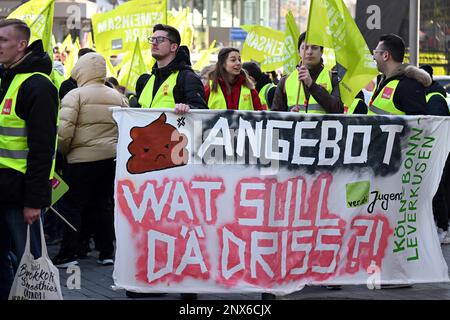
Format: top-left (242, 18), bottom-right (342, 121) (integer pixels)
top-left (438, 228), bottom-right (448, 244)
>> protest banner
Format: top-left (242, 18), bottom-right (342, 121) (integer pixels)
top-left (112, 109), bottom-right (450, 294)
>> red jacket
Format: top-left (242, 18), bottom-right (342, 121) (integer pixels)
top-left (204, 75), bottom-right (265, 110)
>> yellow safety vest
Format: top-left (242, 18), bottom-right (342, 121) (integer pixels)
top-left (138, 71), bottom-right (179, 108)
top-left (285, 67), bottom-right (332, 114)
top-left (426, 91), bottom-right (446, 103)
top-left (0, 72), bottom-right (57, 177)
top-left (208, 81), bottom-right (254, 110)
top-left (368, 80), bottom-right (405, 115)
top-left (258, 83), bottom-right (276, 110)
top-left (346, 98), bottom-right (364, 114)
top-left (50, 69), bottom-right (65, 91)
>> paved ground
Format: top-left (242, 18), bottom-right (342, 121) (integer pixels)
top-left (48, 243), bottom-right (450, 301)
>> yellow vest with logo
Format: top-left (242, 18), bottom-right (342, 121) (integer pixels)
top-left (138, 71), bottom-right (179, 108)
top-left (208, 81), bottom-right (254, 110)
top-left (258, 83), bottom-right (276, 110)
top-left (0, 72), bottom-right (57, 177)
top-left (368, 80), bottom-right (405, 115)
top-left (285, 67), bottom-right (332, 114)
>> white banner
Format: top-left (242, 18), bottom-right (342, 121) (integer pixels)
top-left (112, 109), bottom-right (450, 295)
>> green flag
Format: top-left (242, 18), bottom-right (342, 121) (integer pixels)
top-left (306, 0), bottom-right (378, 107)
top-left (8, 0), bottom-right (55, 56)
top-left (51, 173), bottom-right (69, 206)
top-left (117, 38), bottom-right (149, 92)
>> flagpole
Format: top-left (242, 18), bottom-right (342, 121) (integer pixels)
top-left (295, 0), bottom-right (313, 111)
top-left (48, 206), bottom-right (77, 232)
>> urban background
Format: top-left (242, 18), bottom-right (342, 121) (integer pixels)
top-left (0, 0), bottom-right (448, 73)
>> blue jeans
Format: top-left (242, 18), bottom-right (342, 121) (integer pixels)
top-left (0, 208), bottom-right (42, 300)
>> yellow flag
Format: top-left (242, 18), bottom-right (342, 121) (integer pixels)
top-left (103, 54), bottom-right (117, 78)
top-left (306, 0), bottom-right (378, 106)
top-left (117, 38), bottom-right (149, 92)
top-left (8, 0), bottom-right (55, 55)
top-left (65, 38), bottom-right (80, 78)
top-left (282, 11), bottom-right (300, 74)
top-left (92, 0), bottom-right (167, 56)
top-left (241, 25), bottom-right (285, 65)
top-left (82, 32), bottom-right (94, 49)
top-left (168, 8), bottom-right (193, 47)
top-left (61, 33), bottom-right (73, 52)
top-left (193, 40), bottom-right (219, 72)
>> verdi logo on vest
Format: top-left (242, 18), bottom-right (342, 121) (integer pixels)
top-left (382, 87), bottom-right (393, 99)
top-left (1, 99), bottom-right (13, 115)
top-left (163, 84), bottom-right (169, 96)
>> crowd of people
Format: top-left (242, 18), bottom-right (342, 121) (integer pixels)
top-left (0, 17), bottom-right (449, 300)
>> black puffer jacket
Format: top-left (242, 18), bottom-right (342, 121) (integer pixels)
top-left (372, 64), bottom-right (431, 115)
top-left (0, 40), bottom-right (58, 209)
top-left (425, 81), bottom-right (449, 116)
top-left (135, 46), bottom-right (207, 109)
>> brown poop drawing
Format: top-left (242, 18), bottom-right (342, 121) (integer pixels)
top-left (127, 113), bottom-right (188, 174)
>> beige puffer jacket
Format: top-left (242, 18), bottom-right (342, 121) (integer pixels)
top-left (58, 52), bottom-right (129, 163)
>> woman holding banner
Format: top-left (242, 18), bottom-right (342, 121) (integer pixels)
top-left (204, 48), bottom-right (265, 111)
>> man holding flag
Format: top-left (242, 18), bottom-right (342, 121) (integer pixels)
top-left (271, 32), bottom-right (344, 114)
top-left (0, 18), bottom-right (58, 300)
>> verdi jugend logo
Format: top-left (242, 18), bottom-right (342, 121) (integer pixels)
top-left (346, 181), bottom-right (370, 208)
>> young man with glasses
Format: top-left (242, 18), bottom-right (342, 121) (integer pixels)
top-left (368, 33), bottom-right (430, 115)
top-left (128, 24), bottom-right (205, 300)
top-left (135, 24), bottom-right (207, 113)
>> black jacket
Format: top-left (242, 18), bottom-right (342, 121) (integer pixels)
top-left (425, 81), bottom-right (449, 116)
top-left (0, 40), bottom-right (58, 209)
top-left (59, 77), bottom-right (77, 100)
top-left (371, 64), bottom-right (431, 115)
top-left (135, 46), bottom-right (207, 109)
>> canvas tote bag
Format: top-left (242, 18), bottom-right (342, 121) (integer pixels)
top-left (8, 220), bottom-right (63, 300)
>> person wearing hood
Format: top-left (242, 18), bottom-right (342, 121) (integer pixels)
top-left (369, 34), bottom-right (431, 115)
top-left (52, 52), bottom-right (129, 268)
top-left (135, 24), bottom-right (207, 112)
top-left (271, 32), bottom-right (344, 114)
top-left (0, 19), bottom-right (58, 300)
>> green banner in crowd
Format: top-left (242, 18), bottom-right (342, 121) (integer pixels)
top-left (51, 173), bottom-right (69, 206)
top-left (306, 0), bottom-right (378, 107)
top-left (92, 0), bottom-right (167, 56)
top-left (8, 0), bottom-right (55, 56)
top-left (117, 37), bottom-right (149, 92)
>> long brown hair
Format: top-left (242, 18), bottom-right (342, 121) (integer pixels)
top-left (210, 47), bottom-right (254, 92)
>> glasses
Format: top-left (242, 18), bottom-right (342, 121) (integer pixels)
top-left (148, 36), bottom-right (173, 44)
top-left (373, 49), bottom-right (386, 56)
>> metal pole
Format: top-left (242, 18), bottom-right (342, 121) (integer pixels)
top-left (409, 0), bottom-right (420, 66)
top-left (277, 0), bottom-right (281, 30)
